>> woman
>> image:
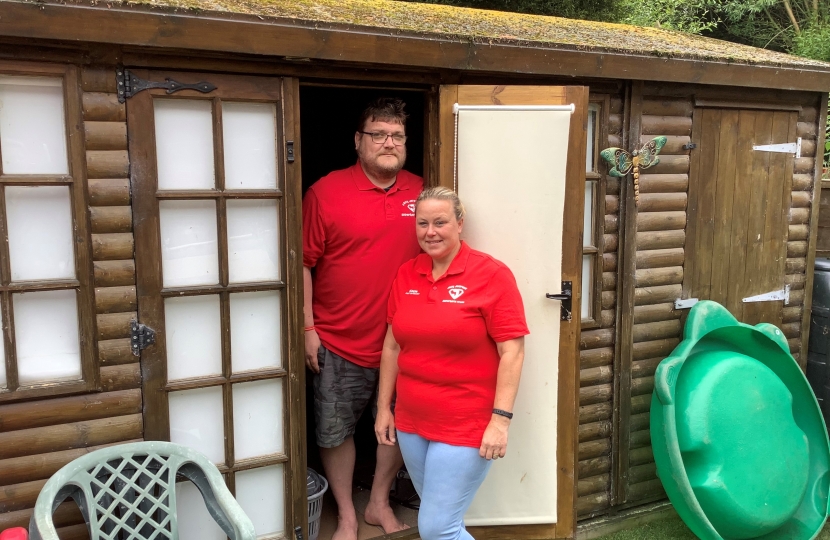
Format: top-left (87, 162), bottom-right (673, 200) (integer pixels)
top-left (374, 186), bottom-right (528, 540)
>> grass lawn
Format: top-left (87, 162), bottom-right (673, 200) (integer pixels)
top-left (594, 515), bottom-right (830, 539)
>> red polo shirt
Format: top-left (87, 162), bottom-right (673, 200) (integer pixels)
top-left (387, 242), bottom-right (529, 447)
top-left (303, 162), bottom-right (423, 368)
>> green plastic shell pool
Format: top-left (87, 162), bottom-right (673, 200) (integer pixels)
top-left (651, 301), bottom-right (830, 540)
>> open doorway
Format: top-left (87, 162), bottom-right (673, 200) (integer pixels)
top-left (299, 83), bottom-right (427, 539)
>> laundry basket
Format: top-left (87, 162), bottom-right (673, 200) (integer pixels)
top-left (307, 468), bottom-right (328, 540)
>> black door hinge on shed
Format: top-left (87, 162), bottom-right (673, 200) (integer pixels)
top-left (116, 68), bottom-right (217, 103)
top-left (130, 320), bottom-right (156, 356)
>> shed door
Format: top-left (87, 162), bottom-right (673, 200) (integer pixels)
top-left (684, 108), bottom-right (797, 326)
top-left (437, 85), bottom-right (587, 536)
top-left (128, 71), bottom-right (305, 539)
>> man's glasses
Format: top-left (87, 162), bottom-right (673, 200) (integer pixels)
top-left (360, 131), bottom-right (407, 145)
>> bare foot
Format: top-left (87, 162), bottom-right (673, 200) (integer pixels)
top-left (364, 502), bottom-right (409, 534)
top-left (332, 515), bottom-right (359, 540)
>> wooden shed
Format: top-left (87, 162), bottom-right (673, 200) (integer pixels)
top-left (0, 0), bottom-right (829, 538)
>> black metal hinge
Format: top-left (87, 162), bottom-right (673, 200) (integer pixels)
top-left (545, 281), bottom-right (573, 322)
top-left (130, 320), bottom-right (156, 356)
top-left (116, 68), bottom-right (217, 103)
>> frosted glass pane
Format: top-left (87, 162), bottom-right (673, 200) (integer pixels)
top-left (227, 200), bottom-right (280, 283)
top-left (233, 379), bottom-right (283, 460)
top-left (154, 99), bottom-right (215, 190)
top-left (230, 291), bottom-right (282, 373)
top-left (223, 102), bottom-right (278, 190)
top-left (160, 200), bottom-right (219, 287)
top-left (175, 481), bottom-right (226, 540)
top-left (165, 295), bottom-right (222, 381)
top-left (235, 465), bottom-right (285, 537)
top-left (6, 186), bottom-right (75, 281)
top-left (0, 76), bottom-right (67, 175)
top-left (582, 255), bottom-right (593, 320)
top-left (583, 182), bottom-right (594, 248)
top-left (14, 290), bottom-right (80, 385)
top-left (169, 386), bottom-right (225, 464)
top-left (586, 107), bottom-right (597, 172)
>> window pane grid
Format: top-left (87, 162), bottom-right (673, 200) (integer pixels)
top-left (582, 98), bottom-right (607, 326)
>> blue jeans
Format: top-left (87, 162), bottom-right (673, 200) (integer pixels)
top-left (397, 430), bottom-right (492, 540)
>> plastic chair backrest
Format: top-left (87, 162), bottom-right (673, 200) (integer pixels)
top-left (29, 441), bottom-right (256, 540)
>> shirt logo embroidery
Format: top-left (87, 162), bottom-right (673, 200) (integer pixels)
top-left (444, 285), bottom-right (467, 303)
top-left (402, 200), bottom-right (416, 217)
top-left (405, 289), bottom-right (420, 295)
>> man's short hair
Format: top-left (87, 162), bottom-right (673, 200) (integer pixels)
top-left (358, 97), bottom-right (408, 132)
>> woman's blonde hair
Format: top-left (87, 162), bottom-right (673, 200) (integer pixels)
top-left (415, 186), bottom-right (466, 222)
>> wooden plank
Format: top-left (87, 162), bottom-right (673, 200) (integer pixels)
top-left (637, 211), bottom-right (686, 232)
top-left (88, 178), bottom-right (130, 206)
top-left (89, 206), bottom-right (132, 234)
top-left (581, 365), bottom-right (614, 387)
top-left (581, 347), bottom-right (614, 369)
top-left (581, 328), bottom-right (615, 349)
top-left (635, 249), bottom-right (684, 269)
top-left (641, 98), bottom-right (693, 117)
top-left (84, 121), bottom-right (127, 151)
top-left (580, 384), bottom-right (613, 406)
top-left (96, 311), bottom-right (135, 340)
top-left (100, 363), bottom-right (141, 392)
top-left (579, 456), bottom-right (612, 478)
top-left (640, 115), bottom-right (692, 136)
top-left (579, 420), bottom-right (612, 443)
top-left (82, 67), bottom-right (117, 93)
top-left (93, 260), bottom-right (136, 287)
top-left (794, 174), bottom-right (813, 191)
top-left (690, 108), bottom-right (721, 302)
top-left (631, 376), bottom-right (654, 396)
top-left (634, 267), bottom-right (683, 288)
top-left (98, 338), bottom-right (134, 365)
top-left (632, 320), bottom-right (682, 343)
top-left (788, 241), bottom-right (809, 257)
top-left (638, 174), bottom-right (688, 193)
top-left (792, 208), bottom-right (811, 224)
top-left (637, 230), bottom-right (685, 251)
top-left (632, 357), bottom-right (664, 379)
top-left (576, 491), bottom-right (610, 517)
top-left (633, 303), bottom-right (681, 324)
top-left (633, 339), bottom-right (680, 360)
top-left (0, 478), bottom-right (45, 513)
top-left (0, 390), bottom-right (140, 433)
top-left (579, 438), bottom-right (612, 460)
top-left (0, 501), bottom-right (84, 530)
top-left (710, 109), bottom-right (740, 307)
top-left (633, 285), bottom-right (683, 306)
top-left (86, 150), bottom-right (129, 179)
top-left (94, 285), bottom-right (137, 314)
top-left (578, 473), bottom-right (611, 497)
top-left (82, 92), bottom-right (125, 122)
top-left (789, 224), bottom-right (810, 241)
top-left (646, 155), bottom-right (689, 175)
top-left (792, 191), bottom-right (812, 208)
top-left (580, 402), bottom-right (613, 424)
top-left (91, 233), bottom-right (134, 260)
top-left (637, 193), bottom-right (686, 212)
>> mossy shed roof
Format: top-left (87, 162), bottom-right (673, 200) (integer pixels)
top-left (41, 0), bottom-right (830, 69)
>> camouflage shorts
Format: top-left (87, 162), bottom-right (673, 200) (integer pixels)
top-left (313, 344), bottom-right (379, 448)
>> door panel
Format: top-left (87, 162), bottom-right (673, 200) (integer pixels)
top-left (129, 71), bottom-right (305, 540)
top-left (438, 85), bottom-right (587, 537)
top-left (684, 108), bottom-right (796, 326)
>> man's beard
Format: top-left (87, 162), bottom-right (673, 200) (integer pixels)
top-left (366, 152), bottom-right (406, 176)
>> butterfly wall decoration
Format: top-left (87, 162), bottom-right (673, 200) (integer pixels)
top-left (600, 136), bottom-right (667, 207)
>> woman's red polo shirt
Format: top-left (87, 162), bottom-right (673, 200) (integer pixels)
top-left (387, 242), bottom-right (529, 447)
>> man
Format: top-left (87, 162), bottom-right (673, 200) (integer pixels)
top-left (302, 98), bottom-right (422, 540)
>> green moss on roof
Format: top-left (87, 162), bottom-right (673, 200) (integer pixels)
top-left (35, 0), bottom-right (830, 69)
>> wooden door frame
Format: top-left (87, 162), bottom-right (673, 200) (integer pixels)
top-left (128, 70), bottom-right (307, 539)
top-left (436, 84), bottom-right (588, 540)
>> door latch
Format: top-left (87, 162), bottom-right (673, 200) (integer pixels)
top-left (546, 281), bottom-right (573, 322)
top-left (742, 285), bottom-right (790, 305)
top-left (286, 141), bottom-right (295, 163)
top-left (130, 320), bottom-right (157, 356)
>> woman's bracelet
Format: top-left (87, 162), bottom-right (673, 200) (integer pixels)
top-left (304, 326), bottom-right (315, 332)
top-left (492, 408), bottom-right (513, 420)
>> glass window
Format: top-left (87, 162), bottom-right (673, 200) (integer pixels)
top-left (586, 105), bottom-right (599, 173)
top-left (582, 99), bottom-right (604, 325)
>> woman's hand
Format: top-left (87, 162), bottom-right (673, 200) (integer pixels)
top-left (480, 415), bottom-right (510, 460)
top-left (375, 407), bottom-right (397, 446)
top-left (304, 329), bottom-right (321, 373)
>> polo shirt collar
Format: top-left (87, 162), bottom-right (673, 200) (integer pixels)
top-left (350, 161), bottom-right (411, 193)
top-left (415, 241), bottom-right (471, 281)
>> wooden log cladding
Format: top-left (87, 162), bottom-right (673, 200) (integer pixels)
top-left (638, 174), bottom-right (688, 193)
top-left (100, 363), bottom-right (141, 392)
top-left (794, 157), bottom-right (814, 175)
top-left (790, 288), bottom-right (806, 306)
top-left (98, 338), bottom-right (134, 366)
top-left (783, 306), bottom-right (803, 323)
top-left (641, 98), bottom-right (693, 118)
top-left (637, 193), bottom-right (687, 212)
top-left (579, 455), bottom-right (611, 478)
top-left (634, 285), bottom-right (683, 306)
top-left (788, 241), bottom-right (809, 258)
top-left (581, 328), bottom-right (615, 349)
top-left (56, 524), bottom-right (89, 540)
top-left (605, 195), bottom-right (619, 214)
top-left (580, 365), bottom-right (613, 387)
top-left (578, 438), bottom-right (611, 460)
top-left (605, 214), bottom-right (619, 233)
top-left (580, 384), bottom-right (613, 406)
top-left (601, 291), bottom-right (616, 310)
top-left (785, 273), bottom-right (807, 290)
top-left (641, 135), bottom-right (690, 155)
top-left (93, 260), bottom-right (136, 287)
top-left (637, 211), bottom-right (686, 232)
top-left (628, 479), bottom-right (665, 502)
top-left (631, 376), bottom-right (655, 396)
top-left (637, 230), bottom-right (685, 251)
top-left (791, 208), bottom-right (810, 225)
top-left (82, 93), bottom-right (126, 122)
top-left (633, 320), bottom-right (682, 343)
top-left (787, 258), bottom-right (807, 274)
top-left (92, 233), bottom-right (134, 260)
top-left (578, 473), bottom-right (610, 497)
top-left (645, 155), bottom-right (690, 176)
top-left (87, 150), bottom-right (129, 179)
top-left (602, 271), bottom-right (617, 291)
top-left (0, 501), bottom-right (83, 530)
top-left (782, 322), bottom-right (801, 339)
top-left (603, 253), bottom-right (617, 272)
top-left (791, 191), bottom-right (812, 208)
top-left (579, 420), bottom-right (612, 443)
top-left (96, 311), bottom-right (135, 340)
top-left (633, 303), bottom-right (681, 324)
top-left (606, 177), bottom-right (620, 196)
top-left (633, 339), bottom-right (680, 360)
top-left (641, 115), bottom-right (692, 136)
top-left (635, 267), bottom-right (683, 288)
top-left (632, 394), bottom-right (651, 414)
top-left (581, 347), bottom-right (614, 369)
top-left (793, 174), bottom-right (813, 191)
top-left (0, 440), bottom-right (142, 487)
top-left (798, 122), bottom-right (817, 138)
top-left (600, 309), bottom-right (615, 328)
top-left (801, 106), bottom-right (819, 123)
top-left (576, 492), bottom-right (609, 517)
top-left (95, 285), bottom-right (137, 314)
top-left (799, 139), bottom-right (817, 157)
top-left (632, 357), bottom-right (663, 379)
top-left (0, 479), bottom-right (45, 513)
top-left (89, 206), bottom-right (132, 234)
top-left (630, 429), bottom-right (651, 449)
top-left (790, 338), bottom-right (801, 354)
top-left (0, 389), bottom-right (141, 433)
top-left (636, 249), bottom-right (684, 269)
top-left (84, 121), bottom-right (128, 151)
top-left (82, 68), bottom-right (118, 93)
top-left (580, 402), bottom-right (612, 424)
top-left (630, 462), bottom-right (658, 485)
top-left (789, 224), bottom-right (810, 241)
top-left (88, 178), bottom-right (130, 206)
top-left (630, 446), bottom-right (654, 466)
top-left (630, 412), bottom-right (650, 432)
top-left (608, 134), bottom-right (621, 148)
top-left (0, 414), bottom-right (143, 460)
top-left (603, 234), bottom-right (618, 253)
top-left (608, 113), bottom-right (622, 134)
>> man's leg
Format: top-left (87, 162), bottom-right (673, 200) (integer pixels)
top-left (364, 440), bottom-right (407, 532)
top-left (320, 438), bottom-right (359, 540)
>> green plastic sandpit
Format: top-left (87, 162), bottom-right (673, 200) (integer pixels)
top-left (651, 301), bottom-right (830, 540)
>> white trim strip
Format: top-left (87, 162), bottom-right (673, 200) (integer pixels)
top-left (453, 103), bottom-right (576, 114)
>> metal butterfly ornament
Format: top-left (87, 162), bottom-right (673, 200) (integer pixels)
top-left (600, 136), bottom-right (667, 207)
